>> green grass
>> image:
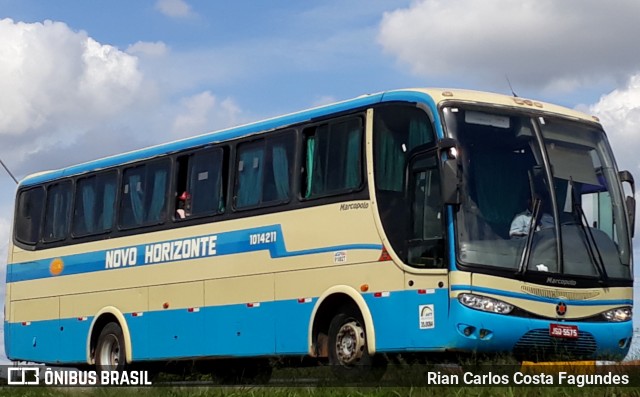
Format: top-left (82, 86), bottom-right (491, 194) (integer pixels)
top-left (1, 386), bottom-right (640, 397)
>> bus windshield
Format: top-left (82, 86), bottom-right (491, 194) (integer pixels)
top-left (443, 106), bottom-right (632, 280)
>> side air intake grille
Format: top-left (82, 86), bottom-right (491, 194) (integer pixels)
top-left (513, 329), bottom-right (597, 361)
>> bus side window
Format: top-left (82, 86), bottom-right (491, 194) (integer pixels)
top-left (73, 172), bottom-right (117, 236)
top-left (235, 140), bottom-right (265, 208)
top-left (191, 149), bottom-right (225, 216)
top-left (15, 187), bottom-right (45, 245)
top-left (43, 181), bottom-right (72, 242)
top-left (119, 160), bottom-right (169, 228)
top-left (234, 132), bottom-right (293, 209)
top-left (302, 117), bottom-right (363, 199)
top-left (120, 166), bottom-right (145, 228)
top-left (263, 135), bottom-right (293, 203)
top-left (175, 148), bottom-right (226, 219)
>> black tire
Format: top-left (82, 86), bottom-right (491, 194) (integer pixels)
top-left (95, 322), bottom-right (126, 372)
top-left (327, 308), bottom-right (387, 381)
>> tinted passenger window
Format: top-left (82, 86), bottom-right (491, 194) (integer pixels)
top-left (235, 133), bottom-right (294, 209)
top-left (175, 148), bottom-right (226, 219)
top-left (119, 160), bottom-right (170, 228)
top-left (409, 154), bottom-right (444, 268)
top-left (374, 106), bottom-right (434, 192)
top-left (373, 105), bottom-right (436, 265)
top-left (73, 172), bottom-right (117, 236)
top-left (43, 181), bottom-right (72, 242)
top-left (15, 187), bottom-right (45, 245)
top-left (303, 117), bottom-right (363, 198)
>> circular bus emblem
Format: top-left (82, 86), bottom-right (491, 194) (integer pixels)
top-left (555, 302), bottom-right (567, 316)
top-left (50, 258), bottom-right (64, 276)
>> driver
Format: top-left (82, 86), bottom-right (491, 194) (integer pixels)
top-left (509, 197), bottom-right (553, 237)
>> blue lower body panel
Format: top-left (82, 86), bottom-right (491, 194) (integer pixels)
top-left (5, 298), bottom-right (315, 364)
top-left (6, 318), bottom-right (92, 364)
top-left (5, 291), bottom-right (632, 364)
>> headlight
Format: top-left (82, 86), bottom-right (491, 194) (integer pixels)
top-left (458, 293), bottom-right (514, 314)
top-left (602, 307), bottom-right (632, 322)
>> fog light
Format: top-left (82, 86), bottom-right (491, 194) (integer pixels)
top-left (464, 326), bottom-right (475, 336)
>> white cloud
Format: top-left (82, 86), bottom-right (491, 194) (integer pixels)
top-left (0, 18), bottom-right (145, 177)
top-left (378, 0), bottom-right (640, 92)
top-left (155, 0), bottom-right (195, 19)
top-left (0, 18), bottom-right (247, 179)
top-left (126, 41), bottom-right (169, 57)
top-left (589, 74), bottom-right (640, 176)
top-left (80, 39), bottom-right (142, 111)
top-left (171, 91), bottom-right (241, 138)
top-left (587, 74), bottom-right (640, 238)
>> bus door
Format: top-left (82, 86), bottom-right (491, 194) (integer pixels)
top-left (404, 150), bottom-right (449, 348)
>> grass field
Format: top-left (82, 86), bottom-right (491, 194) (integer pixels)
top-left (1, 384), bottom-right (639, 397)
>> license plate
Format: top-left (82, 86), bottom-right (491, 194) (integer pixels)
top-left (549, 323), bottom-right (579, 339)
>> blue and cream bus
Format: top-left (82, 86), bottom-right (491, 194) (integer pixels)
top-left (5, 88), bottom-right (635, 380)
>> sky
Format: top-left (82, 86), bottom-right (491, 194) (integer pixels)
top-left (1, 0), bottom-right (639, 361)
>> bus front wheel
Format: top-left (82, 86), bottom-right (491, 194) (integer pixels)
top-left (95, 322), bottom-right (126, 372)
top-left (327, 309), bottom-right (386, 381)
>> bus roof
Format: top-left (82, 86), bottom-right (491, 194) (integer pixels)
top-left (19, 88), bottom-right (599, 187)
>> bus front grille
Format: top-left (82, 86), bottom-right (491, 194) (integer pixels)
top-left (513, 329), bottom-right (597, 361)
top-left (520, 285), bottom-right (601, 300)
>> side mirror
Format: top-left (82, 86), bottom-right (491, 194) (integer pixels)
top-left (438, 138), bottom-right (461, 205)
top-left (619, 170), bottom-right (635, 237)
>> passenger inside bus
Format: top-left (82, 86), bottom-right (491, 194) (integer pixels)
top-left (176, 191), bottom-right (191, 219)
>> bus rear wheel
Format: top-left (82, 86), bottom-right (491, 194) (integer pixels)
top-left (95, 322), bottom-right (126, 372)
top-left (328, 309), bottom-right (386, 381)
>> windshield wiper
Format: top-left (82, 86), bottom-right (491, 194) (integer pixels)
top-left (569, 178), bottom-right (609, 285)
top-left (516, 197), bottom-right (541, 276)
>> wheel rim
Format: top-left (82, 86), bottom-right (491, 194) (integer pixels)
top-left (99, 334), bottom-right (121, 368)
top-left (335, 320), bottom-right (366, 365)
